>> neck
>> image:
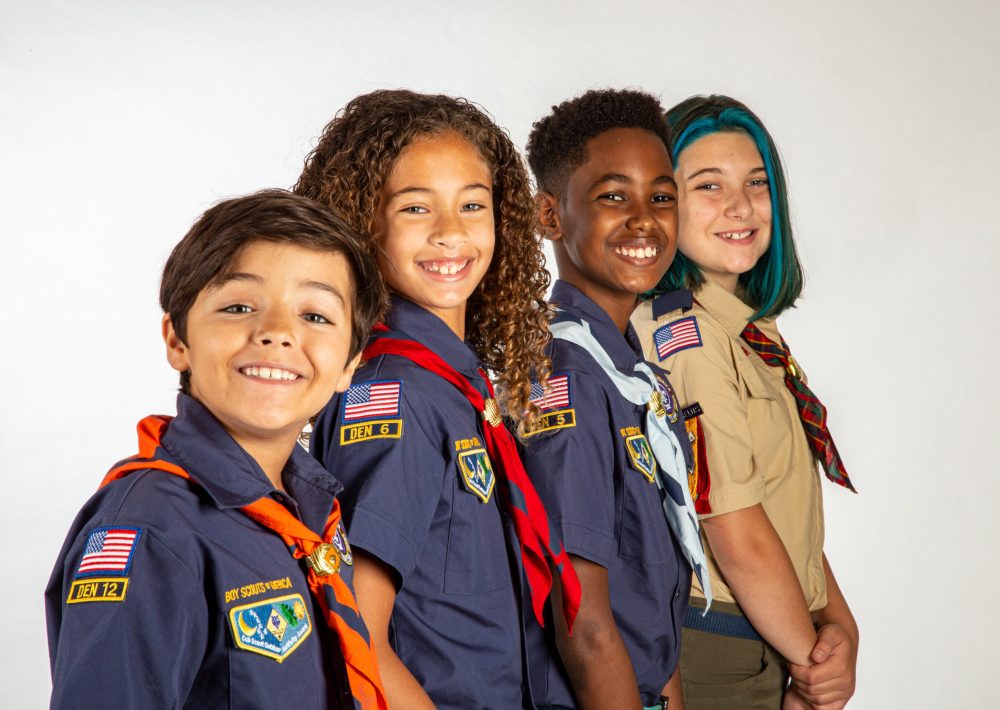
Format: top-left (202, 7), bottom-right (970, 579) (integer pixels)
top-left (704, 271), bottom-right (740, 295)
top-left (233, 434), bottom-right (296, 494)
top-left (559, 277), bottom-right (637, 334)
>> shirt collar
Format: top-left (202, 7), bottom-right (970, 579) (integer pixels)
top-left (160, 394), bottom-right (341, 531)
top-left (551, 280), bottom-right (645, 373)
top-left (693, 280), bottom-right (759, 338)
top-left (384, 296), bottom-right (484, 381)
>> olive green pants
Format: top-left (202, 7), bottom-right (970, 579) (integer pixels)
top-left (680, 600), bottom-right (788, 709)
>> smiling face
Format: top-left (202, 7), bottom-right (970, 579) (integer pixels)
top-left (376, 131), bottom-right (495, 337)
top-left (675, 130), bottom-right (773, 293)
top-left (542, 127), bottom-right (677, 331)
top-left (163, 240), bottom-right (360, 463)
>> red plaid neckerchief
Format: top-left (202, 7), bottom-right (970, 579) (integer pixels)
top-left (364, 330), bottom-right (581, 633)
top-left (102, 415), bottom-right (389, 709)
top-left (740, 323), bottom-right (857, 492)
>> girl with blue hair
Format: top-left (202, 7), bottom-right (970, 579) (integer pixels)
top-left (632, 95), bottom-right (859, 709)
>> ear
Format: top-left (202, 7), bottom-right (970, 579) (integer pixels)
top-left (333, 351), bottom-right (364, 393)
top-left (536, 191), bottom-right (563, 242)
top-left (162, 314), bottom-right (191, 374)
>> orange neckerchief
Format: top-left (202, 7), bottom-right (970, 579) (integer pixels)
top-left (102, 415), bottom-right (388, 710)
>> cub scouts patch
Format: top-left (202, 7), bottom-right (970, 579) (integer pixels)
top-left (524, 373), bottom-right (576, 437)
top-left (340, 379), bottom-right (403, 445)
top-left (74, 527), bottom-right (141, 578)
top-left (621, 428), bottom-right (657, 483)
top-left (229, 593), bottom-right (312, 663)
top-left (683, 410), bottom-right (712, 514)
top-left (332, 520), bottom-right (353, 566)
top-left (457, 447), bottom-right (496, 503)
top-left (654, 375), bottom-right (680, 424)
top-left (653, 316), bottom-right (702, 360)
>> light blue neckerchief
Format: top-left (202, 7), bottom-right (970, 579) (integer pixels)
top-left (551, 317), bottom-right (712, 607)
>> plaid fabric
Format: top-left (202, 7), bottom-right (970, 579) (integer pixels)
top-left (740, 323), bottom-right (856, 492)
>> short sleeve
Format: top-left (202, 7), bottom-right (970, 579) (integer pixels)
top-left (662, 317), bottom-right (766, 516)
top-left (46, 525), bottom-right (207, 709)
top-left (521, 364), bottom-right (616, 566)
top-left (312, 377), bottom-right (446, 585)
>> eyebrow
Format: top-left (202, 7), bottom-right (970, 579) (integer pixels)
top-left (589, 173), bottom-right (677, 190)
top-left (685, 166), bottom-right (766, 180)
top-left (387, 183), bottom-right (491, 200)
top-left (216, 272), bottom-right (346, 308)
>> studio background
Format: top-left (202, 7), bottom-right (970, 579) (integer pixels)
top-left (2, 1), bottom-right (996, 707)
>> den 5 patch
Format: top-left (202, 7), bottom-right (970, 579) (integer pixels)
top-left (525, 373), bottom-right (576, 437)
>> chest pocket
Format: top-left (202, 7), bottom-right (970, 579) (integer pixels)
top-left (736, 348), bottom-right (797, 479)
top-left (443, 459), bottom-right (510, 595)
top-left (617, 441), bottom-right (676, 578)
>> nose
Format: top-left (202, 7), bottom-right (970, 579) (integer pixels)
top-left (431, 209), bottom-right (469, 249)
top-left (626, 201), bottom-right (657, 233)
top-left (725, 188), bottom-right (753, 220)
top-left (254, 308), bottom-right (295, 348)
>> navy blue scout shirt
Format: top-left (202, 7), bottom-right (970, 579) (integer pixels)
top-left (46, 395), bottom-right (355, 710)
top-left (521, 281), bottom-right (693, 708)
top-left (311, 297), bottom-right (526, 710)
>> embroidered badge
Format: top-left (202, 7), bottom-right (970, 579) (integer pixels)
top-left (653, 316), bottom-right (702, 360)
top-left (340, 379), bottom-right (403, 445)
top-left (654, 375), bottom-right (680, 424)
top-left (683, 405), bottom-right (712, 514)
top-left (67, 577), bottom-right (130, 604)
top-left (455, 438), bottom-right (496, 503)
top-left (524, 373), bottom-right (577, 437)
top-left (621, 427), bottom-right (657, 483)
top-left (331, 521), bottom-right (353, 566)
top-left (74, 527), bottom-right (141, 578)
top-left (229, 593), bottom-right (312, 663)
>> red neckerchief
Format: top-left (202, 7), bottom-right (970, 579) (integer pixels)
top-left (364, 327), bottom-right (581, 632)
top-left (741, 322), bottom-right (856, 492)
top-left (102, 415), bottom-right (389, 709)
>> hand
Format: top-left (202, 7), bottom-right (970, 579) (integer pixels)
top-left (787, 623), bottom-right (857, 709)
top-left (782, 686), bottom-right (812, 710)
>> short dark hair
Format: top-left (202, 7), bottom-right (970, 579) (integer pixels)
top-left (160, 189), bottom-right (386, 391)
top-left (526, 88), bottom-right (671, 196)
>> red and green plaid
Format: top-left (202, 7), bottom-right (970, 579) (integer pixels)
top-left (740, 322), bottom-right (856, 492)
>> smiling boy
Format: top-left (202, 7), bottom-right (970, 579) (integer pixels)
top-left (520, 90), bottom-right (709, 710)
top-left (45, 191), bottom-right (388, 709)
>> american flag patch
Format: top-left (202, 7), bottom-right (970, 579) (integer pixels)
top-left (75, 527), bottom-right (141, 577)
top-left (343, 380), bottom-right (402, 422)
top-left (654, 317), bottom-right (702, 360)
top-left (530, 374), bottom-right (571, 412)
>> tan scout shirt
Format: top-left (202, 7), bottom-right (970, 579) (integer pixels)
top-left (632, 281), bottom-right (827, 611)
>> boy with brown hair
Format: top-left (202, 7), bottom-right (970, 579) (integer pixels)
top-left (45, 190), bottom-right (389, 709)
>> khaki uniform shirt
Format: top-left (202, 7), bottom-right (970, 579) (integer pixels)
top-left (632, 281), bottom-right (827, 611)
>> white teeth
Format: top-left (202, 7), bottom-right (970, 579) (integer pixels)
top-left (614, 246), bottom-right (659, 258)
top-left (720, 230), bottom-right (753, 240)
top-left (423, 260), bottom-right (468, 275)
top-left (242, 366), bottom-right (298, 381)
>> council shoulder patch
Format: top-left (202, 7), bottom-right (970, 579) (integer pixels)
top-left (654, 374), bottom-right (680, 424)
top-left (332, 520), bottom-right (353, 566)
top-left (653, 316), bottom-right (703, 360)
top-left (524, 372), bottom-right (576, 437)
top-left (683, 404), bottom-right (712, 514)
top-left (455, 437), bottom-right (496, 503)
top-left (621, 426), bottom-right (657, 483)
top-left (74, 526), bottom-right (142, 578)
top-left (340, 379), bottom-right (403, 445)
top-left (229, 593), bottom-right (312, 663)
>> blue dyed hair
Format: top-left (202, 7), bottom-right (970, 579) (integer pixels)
top-left (650, 95), bottom-right (803, 319)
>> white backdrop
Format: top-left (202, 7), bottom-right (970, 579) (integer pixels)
top-left (3, 1), bottom-right (998, 707)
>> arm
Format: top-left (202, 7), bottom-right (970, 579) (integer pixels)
top-left (551, 555), bottom-right (643, 710)
top-left (787, 554), bottom-right (858, 709)
top-left (660, 668), bottom-right (685, 710)
top-left (352, 551), bottom-right (436, 710)
top-left (701, 504), bottom-right (817, 666)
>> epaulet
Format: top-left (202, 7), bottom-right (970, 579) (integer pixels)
top-left (651, 289), bottom-right (694, 319)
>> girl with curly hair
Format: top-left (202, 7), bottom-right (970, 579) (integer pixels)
top-left (295, 89), bottom-right (579, 710)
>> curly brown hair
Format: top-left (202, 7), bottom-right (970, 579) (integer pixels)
top-left (294, 89), bottom-right (552, 428)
